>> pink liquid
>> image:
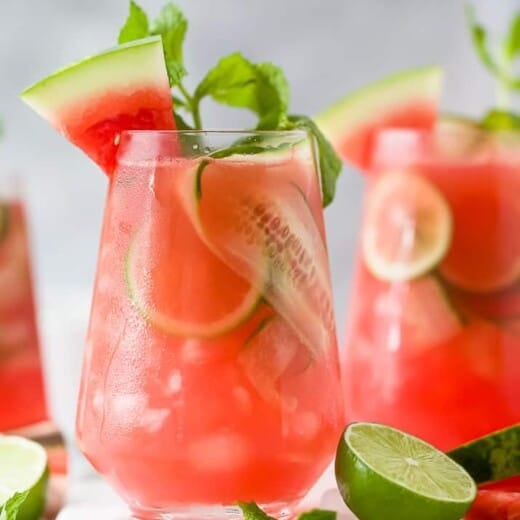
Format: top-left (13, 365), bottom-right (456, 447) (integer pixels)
top-left (0, 201), bottom-right (47, 431)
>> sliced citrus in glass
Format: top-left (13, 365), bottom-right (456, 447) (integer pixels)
top-left (126, 160), bottom-right (262, 339)
top-left (0, 436), bottom-right (49, 520)
top-left (362, 170), bottom-right (452, 281)
top-left (335, 422), bottom-right (477, 520)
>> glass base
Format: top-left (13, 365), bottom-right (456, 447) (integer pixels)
top-left (130, 501), bottom-right (296, 519)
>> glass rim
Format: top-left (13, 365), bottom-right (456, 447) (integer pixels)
top-left (120, 128), bottom-right (310, 138)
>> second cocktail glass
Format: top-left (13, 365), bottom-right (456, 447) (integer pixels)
top-left (76, 130), bottom-right (344, 519)
top-left (343, 123), bottom-right (520, 453)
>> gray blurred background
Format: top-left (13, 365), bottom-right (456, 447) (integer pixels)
top-left (0, 0), bottom-right (517, 340)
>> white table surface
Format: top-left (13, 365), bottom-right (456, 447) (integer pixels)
top-left (56, 463), bottom-right (356, 519)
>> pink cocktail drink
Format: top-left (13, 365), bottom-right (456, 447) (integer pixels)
top-left (343, 126), bottom-right (520, 458)
top-left (0, 193), bottom-right (47, 431)
top-left (76, 131), bottom-right (344, 518)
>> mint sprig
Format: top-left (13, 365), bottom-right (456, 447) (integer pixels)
top-left (237, 501), bottom-right (336, 520)
top-left (0, 491), bottom-right (29, 520)
top-left (466, 5), bottom-right (520, 108)
top-left (117, 1), bottom-right (342, 207)
top-left (118, 1), bottom-right (149, 44)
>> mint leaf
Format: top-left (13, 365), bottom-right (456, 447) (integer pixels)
top-left (237, 501), bottom-right (276, 520)
top-left (118, 0), bottom-right (149, 44)
top-left (0, 491), bottom-right (29, 520)
top-left (195, 53), bottom-right (258, 109)
top-left (151, 3), bottom-right (188, 85)
top-left (255, 62), bottom-right (290, 129)
top-left (173, 111), bottom-right (193, 130)
top-left (504, 13), bottom-right (520, 61)
top-left (481, 109), bottom-right (520, 130)
top-left (298, 509), bottom-right (337, 520)
top-left (194, 53), bottom-right (290, 129)
top-left (465, 5), bottom-right (500, 76)
top-left (288, 115), bottom-right (342, 207)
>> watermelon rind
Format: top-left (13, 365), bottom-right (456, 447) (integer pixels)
top-left (20, 36), bottom-right (169, 124)
top-left (315, 66), bottom-right (443, 154)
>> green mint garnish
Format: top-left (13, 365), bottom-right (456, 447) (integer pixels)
top-left (237, 501), bottom-right (276, 520)
top-left (297, 510), bottom-right (338, 520)
top-left (0, 491), bottom-right (29, 520)
top-left (117, 1), bottom-right (342, 207)
top-left (466, 4), bottom-right (520, 110)
top-left (287, 115), bottom-right (342, 207)
top-left (236, 501), bottom-right (337, 520)
top-left (118, 1), bottom-right (149, 44)
top-left (194, 53), bottom-right (290, 130)
top-left (150, 3), bottom-right (188, 85)
top-left (480, 108), bottom-right (520, 131)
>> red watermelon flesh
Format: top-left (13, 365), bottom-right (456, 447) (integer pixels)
top-left (21, 36), bottom-right (175, 175)
top-left (315, 66), bottom-right (443, 170)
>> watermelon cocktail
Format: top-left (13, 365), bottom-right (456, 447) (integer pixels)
top-left (317, 54), bottom-right (520, 482)
top-left (75, 129), bottom-right (342, 516)
top-left (342, 122), bottom-right (520, 452)
top-left (20, 2), bottom-right (344, 514)
top-left (0, 179), bottom-right (46, 431)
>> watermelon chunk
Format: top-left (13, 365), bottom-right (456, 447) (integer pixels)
top-left (315, 66), bottom-right (443, 169)
top-left (20, 36), bottom-right (175, 174)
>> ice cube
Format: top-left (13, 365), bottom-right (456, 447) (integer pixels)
top-left (233, 386), bottom-right (252, 415)
top-left (92, 389), bottom-right (104, 415)
top-left (288, 410), bottom-right (321, 440)
top-left (189, 432), bottom-right (249, 473)
top-left (167, 370), bottom-right (182, 395)
top-left (139, 408), bottom-right (170, 433)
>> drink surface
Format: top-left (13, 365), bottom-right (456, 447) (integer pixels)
top-left (0, 200), bottom-right (47, 431)
top-left (76, 137), bottom-right (343, 511)
top-left (343, 128), bottom-right (520, 457)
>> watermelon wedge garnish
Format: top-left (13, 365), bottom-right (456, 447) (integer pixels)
top-left (20, 36), bottom-right (175, 174)
top-left (315, 66), bottom-right (443, 169)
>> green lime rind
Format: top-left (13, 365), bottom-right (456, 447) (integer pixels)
top-left (20, 36), bottom-right (165, 118)
top-left (0, 436), bottom-right (49, 520)
top-left (125, 228), bottom-right (263, 339)
top-left (16, 466), bottom-right (48, 520)
top-left (336, 423), bottom-right (476, 520)
top-left (447, 424), bottom-right (520, 485)
top-left (315, 66), bottom-right (443, 145)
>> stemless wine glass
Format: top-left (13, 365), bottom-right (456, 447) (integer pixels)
top-left (342, 123), bottom-right (520, 457)
top-left (76, 130), bottom-right (344, 519)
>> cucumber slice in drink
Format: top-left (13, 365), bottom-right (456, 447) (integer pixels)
top-left (180, 150), bottom-right (335, 358)
top-left (335, 422), bottom-right (477, 520)
top-left (362, 170), bottom-right (452, 281)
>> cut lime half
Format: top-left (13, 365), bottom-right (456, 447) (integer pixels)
top-left (335, 422), bottom-right (476, 520)
top-left (0, 436), bottom-right (49, 520)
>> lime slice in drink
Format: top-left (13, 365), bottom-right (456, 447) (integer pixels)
top-left (362, 170), bottom-right (452, 282)
top-left (0, 436), bottom-right (49, 520)
top-left (447, 423), bottom-right (520, 485)
top-left (335, 422), bottom-right (477, 520)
